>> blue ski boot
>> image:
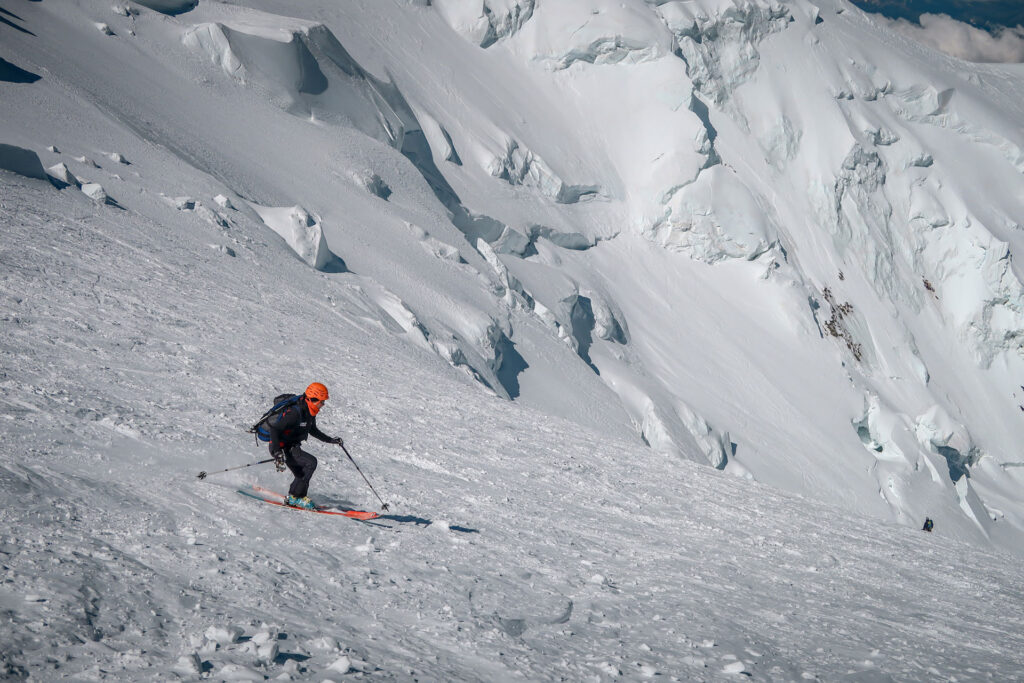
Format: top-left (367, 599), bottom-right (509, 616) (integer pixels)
top-left (286, 495), bottom-right (315, 510)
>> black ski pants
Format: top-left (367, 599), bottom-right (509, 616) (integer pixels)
top-left (283, 444), bottom-right (318, 498)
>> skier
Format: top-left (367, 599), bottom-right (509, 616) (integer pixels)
top-left (922, 517), bottom-right (934, 532)
top-left (265, 382), bottom-right (344, 509)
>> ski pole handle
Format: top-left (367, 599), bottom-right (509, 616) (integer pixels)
top-left (197, 458), bottom-right (275, 480)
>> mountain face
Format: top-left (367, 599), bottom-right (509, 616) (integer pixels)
top-left (3, 1), bottom-right (1024, 548)
top-left (374, 0), bottom-right (1024, 550)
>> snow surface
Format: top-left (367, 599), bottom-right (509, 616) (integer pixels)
top-left (2, 0), bottom-right (1024, 679)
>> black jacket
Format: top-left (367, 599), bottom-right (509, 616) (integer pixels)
top-left (266, 401), bottom-right (333, 451)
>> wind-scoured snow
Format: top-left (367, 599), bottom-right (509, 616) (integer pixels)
top-left (2, 0), bottom-right (1024, 679)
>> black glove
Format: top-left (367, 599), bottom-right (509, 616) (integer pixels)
top-left (329, 436), bottom-right (344, 446)
top-left (271, 450), bottom-right (286, 472)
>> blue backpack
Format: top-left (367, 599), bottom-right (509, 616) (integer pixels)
top-left (249, 393), bottom-right (301, 443)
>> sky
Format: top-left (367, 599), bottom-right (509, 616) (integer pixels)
top-left (851, 0), bottom-right (1024, 29)
top-left (850, 0), bottom-right (1024, 61)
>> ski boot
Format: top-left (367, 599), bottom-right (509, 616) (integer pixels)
top-left (286, 495), bottom-right (316, 510)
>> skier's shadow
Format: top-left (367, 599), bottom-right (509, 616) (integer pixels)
top-left (377, 514), bottom-right (480, 534)
top-left (379, 513), bottom-right (431, 528)
top-left (318, 494), bottom-right (479, 533)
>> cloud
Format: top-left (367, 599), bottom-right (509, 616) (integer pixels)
top-left (880, 12), bottom-right (1024, 62)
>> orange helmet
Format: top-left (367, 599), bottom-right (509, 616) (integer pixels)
top-left (304, 382), bottom-right (329, 415)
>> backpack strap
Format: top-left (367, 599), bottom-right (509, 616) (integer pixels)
top-left (249, 393), bottom-right (302, 443)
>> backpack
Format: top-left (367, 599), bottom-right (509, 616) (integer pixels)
top-left (249, 393), bottom-right (301, 443)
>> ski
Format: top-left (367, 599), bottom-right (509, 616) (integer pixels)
top-left (237, 487), bottom-right (380, 520)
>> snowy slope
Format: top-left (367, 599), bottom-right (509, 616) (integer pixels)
top-left (2, 0), bottom-right (1024, 679)
top-left (2, 174), bottom-right (1023, 680)
top-left (4, 0), bottom-right (1023, 546)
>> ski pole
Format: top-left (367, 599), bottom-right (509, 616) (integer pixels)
top-left (197, 458), bottom-right (275, 480)
top-left (338, 443), bottom-right (390, 511)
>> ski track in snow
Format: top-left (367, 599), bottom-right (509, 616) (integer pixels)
top-left (2, 176), bottom-right (1023, 682)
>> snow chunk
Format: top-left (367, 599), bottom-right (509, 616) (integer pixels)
top-left (865, 127), bottom-right (899, 146)
top-left (204, 624), bottom-right (244, 644)
top-left (490, 225), bottom-right (531, 256)
top-left (214, 193), bottom-right (235, 209)
top-left (256, 640), bottom-right (279, 665)
top-left (722, 660), bottom-right (749, 675)
top-left (95, 22), bottom-right (115, 36)
top-left (167, 195), bottom-right (195, 211)
top-left (195, 203), bottom-right (229, 228)
top-left (327, 655), bottom-right (353, 673)
top-left (310, 636), bottom-right (341, 652)
top-left (209, 244), bottom-right (236, 257)
top-left (81, 182), bottom-right (109, 204)
top-left (908, 152), bottom-right (934, 169)
top-left (251, 204), bottom-right (336, 271)
top-left (251, 627), bottom-right (277, 646)
top-left (47, 162), bottom-right (81, 187)
top-left (173, 653), bottom-right (202, 675)
top-left (676, 401), bottom-right (732, 469)
top-left (0, 144), bottom-right (48, 180)
top-left (352, 169), bottom-right (392, 200)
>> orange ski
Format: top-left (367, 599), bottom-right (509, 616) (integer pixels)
top-left (238, 487), bottom-right (380, 520)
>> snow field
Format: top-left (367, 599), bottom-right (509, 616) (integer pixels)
top-left (2, 174), bottom-right (1023, 679)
